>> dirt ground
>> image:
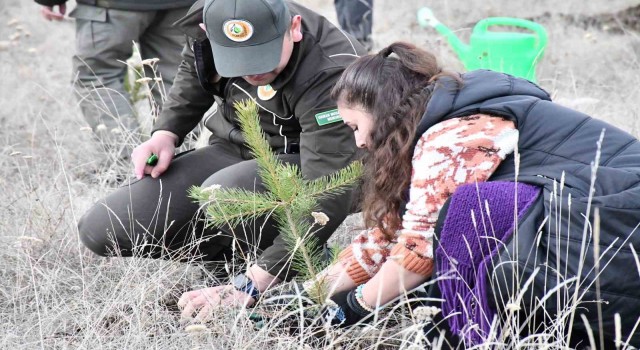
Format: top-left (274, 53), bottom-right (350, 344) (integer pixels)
top-left (1, 0), bottom-right (639, 348)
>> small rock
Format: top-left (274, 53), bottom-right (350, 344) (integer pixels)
top-left (184, 324), bottom-right (208, 333)
top-left (17, 236), bottom-right (43, 244)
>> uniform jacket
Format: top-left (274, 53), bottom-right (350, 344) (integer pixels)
top-left (34, 0), bottom-right (194, 11)
top-left (152, 0), bottom-right (365, 278)
top-left (420, 69), bottom-right (640, 343)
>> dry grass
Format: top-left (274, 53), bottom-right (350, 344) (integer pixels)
top-left (1, 0), bottom-right (639, 348)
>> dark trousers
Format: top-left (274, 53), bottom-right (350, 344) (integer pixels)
top-left (77, 140), bottom-right (353, 280)
top-left (334, 0), bottom-right (373, 45)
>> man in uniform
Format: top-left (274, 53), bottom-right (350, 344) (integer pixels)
top-left (77, 0), bottom-right (366, 319)
top-left (35, 0), bottom-right (194, 142)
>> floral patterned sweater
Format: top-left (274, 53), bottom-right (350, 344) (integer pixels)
top-left (337, 114), bottom-right (519, 284)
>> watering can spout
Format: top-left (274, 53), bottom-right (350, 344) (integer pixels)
top-left (417, 7), bottom-right (470, 56)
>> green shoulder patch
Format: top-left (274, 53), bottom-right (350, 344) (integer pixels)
top-left (315, 109), bottom-right (342, 126)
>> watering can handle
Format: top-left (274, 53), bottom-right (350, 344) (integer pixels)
top-left (474, 17), bottom-right (548, 49)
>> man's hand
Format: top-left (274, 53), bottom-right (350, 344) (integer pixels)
top-left (131, 131), bottom-right (177, 179)
top-left (40, 4), bottom-right (66, 21)
top-left (178, 285), bottom-right (255, 321)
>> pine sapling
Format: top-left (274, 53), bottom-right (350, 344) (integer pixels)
top-left (189, 100), bottom-right (362, 303)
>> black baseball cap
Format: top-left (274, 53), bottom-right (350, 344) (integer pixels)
top-left (203, 0), bottom-right (291, 77)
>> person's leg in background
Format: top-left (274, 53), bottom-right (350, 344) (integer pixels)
top-left (70, 5), bottom-right (146, 132)
top-left (138, 7), bottom-right (189, 113)
top-left (70, 4), bottom-right (189, 162)
top-left (334, 0), bottom-right (374, 51)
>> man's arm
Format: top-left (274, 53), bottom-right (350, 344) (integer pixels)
top-left (151, 40), bottom-right (217, 146)
top-left (132, 40), bottom-right (217, 178)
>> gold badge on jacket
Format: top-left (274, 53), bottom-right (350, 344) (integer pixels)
top-left (257, 84), bottom-right (277, 101)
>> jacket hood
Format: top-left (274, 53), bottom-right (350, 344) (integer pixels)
top-left (416, 70), bottom-right (551, 139)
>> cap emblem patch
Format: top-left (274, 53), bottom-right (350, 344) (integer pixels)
top-left (257, 84), bottom-right (277, 100)
top-left (223, 20), bottom-right (254, 42)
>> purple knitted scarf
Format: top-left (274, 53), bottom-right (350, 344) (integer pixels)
top-left (435, 181), bottom-right (540, 345)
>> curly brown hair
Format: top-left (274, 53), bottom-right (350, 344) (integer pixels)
top-left (331, 42), bottom-right (459, 238)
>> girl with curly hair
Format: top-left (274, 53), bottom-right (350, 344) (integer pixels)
top-left (305, 42), bottom-right (640, 348)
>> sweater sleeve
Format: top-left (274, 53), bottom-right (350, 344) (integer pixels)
top-left (337, 115), bottom-right (519, 283)
top-left (337, 227), bottom-right (393, 285)
top-left (390, 115), bottom-right (518, 275)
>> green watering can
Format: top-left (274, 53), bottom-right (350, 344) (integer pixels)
top-left (417, 7), bottom-right (548, 82)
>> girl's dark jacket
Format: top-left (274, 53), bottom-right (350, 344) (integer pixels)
top-left (422, 70), bottom-right (640, 344)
